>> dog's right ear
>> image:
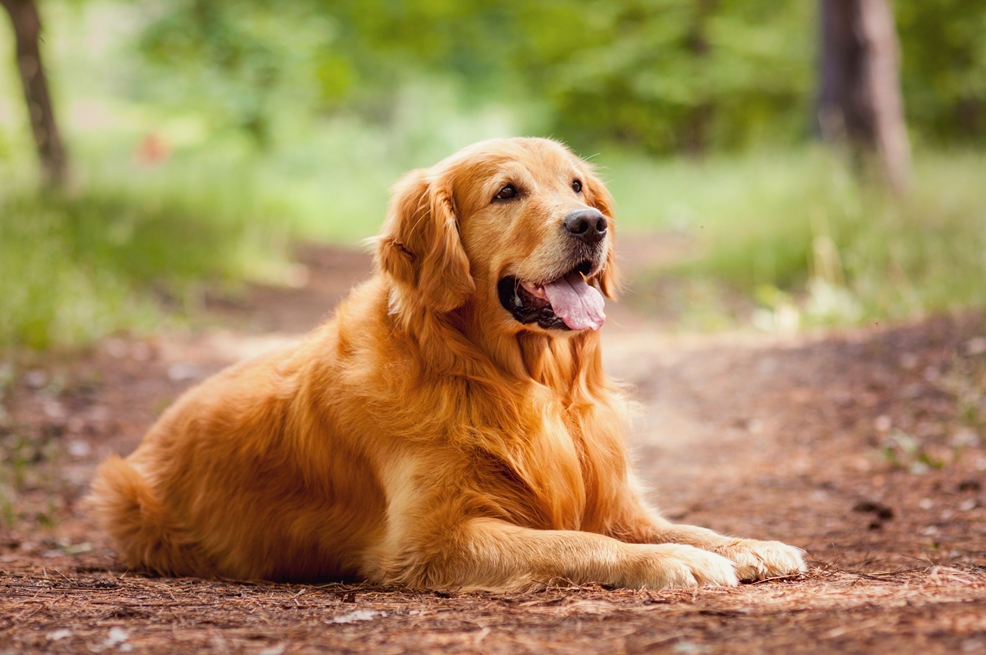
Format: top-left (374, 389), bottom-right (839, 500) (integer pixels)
top-left (376, 168), bottom-right (475, 313)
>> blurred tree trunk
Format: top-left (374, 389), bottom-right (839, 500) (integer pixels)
top-left (680, 0), bottom-right (719, 155)
top-left (817, 0), bottom-right (910, 194)
top-left (1, 0), bottom-right (67, 187)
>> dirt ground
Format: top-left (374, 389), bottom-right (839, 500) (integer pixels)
top-left (2, 241), bottom-right (985, 654)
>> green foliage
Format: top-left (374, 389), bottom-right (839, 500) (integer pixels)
top-left (125, 0), bottom-right (816, 154)
top-left (135, 0), bottom-right (341, 146)
top-left (897, 0), bottom-right (986, 145)
top-left (122, 0), bottom-right (986, 153)
top-left (529, 0), bottom-right (815, 153)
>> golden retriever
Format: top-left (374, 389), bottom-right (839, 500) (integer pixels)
top-left (88, 137), bottom-right (806, 590)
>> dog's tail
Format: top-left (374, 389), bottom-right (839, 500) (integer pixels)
top-left (87, 455), bottom-right (208, 576)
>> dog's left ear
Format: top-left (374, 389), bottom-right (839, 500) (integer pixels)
top-left (583, 168), bottom-right (621, 299)
top-left (376, 168), bottom-right (475, 313)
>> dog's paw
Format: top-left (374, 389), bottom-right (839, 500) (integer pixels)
top-left (633, 544), bottom-right (739, 590)
top-left (713, 539), bottom-right (807, 581)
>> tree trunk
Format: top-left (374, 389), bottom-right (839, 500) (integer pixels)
top-left (817, 0), bottom-right (910, 194)
top-left (1, 0), bottom-right (67, 187)
top-left (679, 0), bottom-right (719, 155)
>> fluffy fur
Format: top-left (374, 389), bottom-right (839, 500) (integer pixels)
top-left (88, 138), bottom-right (806, 590)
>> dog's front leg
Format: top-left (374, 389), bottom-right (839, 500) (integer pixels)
top-left (366, 517), bottom-right (740, 592)
top-left (652, 519), bottom-right (807, 581)
top-left (619, 511), bottom-right (807, 581)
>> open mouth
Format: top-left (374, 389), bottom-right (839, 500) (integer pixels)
top-left (497, 260), bottom-right (606, 331)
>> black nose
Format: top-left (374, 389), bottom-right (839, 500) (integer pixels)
top-left (563, 208), bottom-right (607, 244)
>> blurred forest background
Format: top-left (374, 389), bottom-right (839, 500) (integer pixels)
top-left (1, 0), bottom-right (985, 349)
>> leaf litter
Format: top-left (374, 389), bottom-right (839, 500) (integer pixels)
top-left (2, 243), bottom-right (986, 654)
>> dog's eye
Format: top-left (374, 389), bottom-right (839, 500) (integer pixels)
top-left (572, 180), bottom-right (583, 194)
top-left (494, 184), bottom-right (518, 201)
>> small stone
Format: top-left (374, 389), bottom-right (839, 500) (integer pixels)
top-left (958, 499), bottom-right (978, 512)
top-left (66, 440), bottom-right (92, 458)
top-left (104, 339), bottom-right (128, 359)
top-left (965, 337), bottom-right (986, 356)
top-left (25, 369), bottom-right (48, 389)
top-left (899, 353), bottom-right (919, 370)
top-left (167, 363), bottom-right (199, 382)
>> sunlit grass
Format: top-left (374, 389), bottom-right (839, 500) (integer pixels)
top-left (3, 143), bottom-right (985, 349)
top-left (601, 147), bottom-right (857, 288)
top-left (601, 147), bottom-right (986, 327)
top-left (847, 153), bottom-right (986, 319)
top-left (0, 158), bottom-right (294, 350)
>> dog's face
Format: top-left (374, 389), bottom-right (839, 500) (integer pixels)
top-left (377, 138), bottom-right (618, 335)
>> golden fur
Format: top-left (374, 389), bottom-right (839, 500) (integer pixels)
top-left (88, 138), bottom-right (805, 590)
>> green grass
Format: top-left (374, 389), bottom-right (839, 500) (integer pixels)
top-left (3, 145), bottom-right (985, 349)
top-left (0, 157), bottom-right (295, 350)
top-left (0, 85), bottom-right (518, 351)
top-left (599, 147), bottom-right (986, 327)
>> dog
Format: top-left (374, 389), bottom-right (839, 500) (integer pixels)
top-left (88, 137), bottom-right (806, 590)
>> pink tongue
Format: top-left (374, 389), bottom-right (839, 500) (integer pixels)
top-left (543, 272), bottom-right (606, 331)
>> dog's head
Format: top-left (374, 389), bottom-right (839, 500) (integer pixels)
top-left (376, 137), bottom-right (618, 335)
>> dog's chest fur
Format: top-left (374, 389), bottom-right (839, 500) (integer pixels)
top-left (455, 363), bottom-right (630, 536)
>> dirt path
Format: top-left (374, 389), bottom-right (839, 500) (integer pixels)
top-left (2, 243), bottom-right (985, 654)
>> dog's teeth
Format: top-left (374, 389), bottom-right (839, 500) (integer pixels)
top-left (520, 281), bottom-right (548, 300)
top-left (514, 292), bottom-right (524, 308)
